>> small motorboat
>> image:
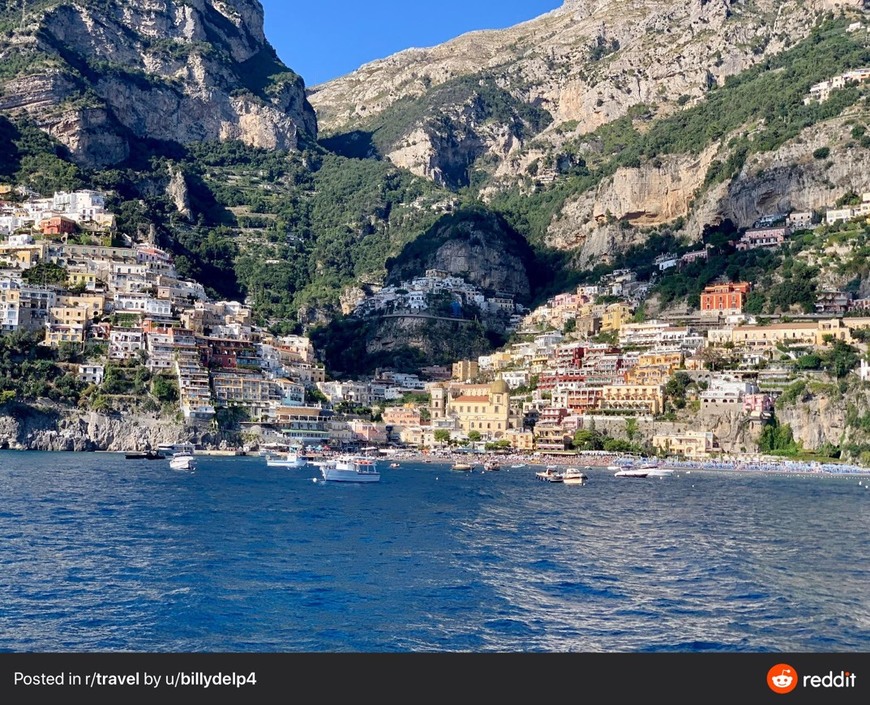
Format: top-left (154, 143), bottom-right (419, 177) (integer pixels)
top-left (169, 454), bottom-right (196, 471)
top-left (563, 468), bottom-right (588, 485)
top-left (614, 468), bottom-right (649, 478)
top-left (451, 462), bottom-right (473, 472)
top-left (535, 467), bottom-right (564, 483)
top-left (389, 462), bottom-right (400, 469)
top-left (483, 460), bottom-right (501, 472)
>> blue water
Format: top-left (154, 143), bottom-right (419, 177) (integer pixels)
top-left (0, 452), bottom-right (868, 653)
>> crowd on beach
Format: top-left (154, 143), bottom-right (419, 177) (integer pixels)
top-left (372, 448), bottom-right (870, 475)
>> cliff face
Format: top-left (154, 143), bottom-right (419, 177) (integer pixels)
top-left (0, 0), bottom-right (316, 166)
top-left (0, 403), bottom-right (234, 451)
top-left (386, 208), bottom-right (534, 299)
top-left (311, 0), bottom-right (856, 183)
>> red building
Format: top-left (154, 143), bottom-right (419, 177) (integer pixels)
top-left (700, 282), bottom-right (751, 315)
top-left (41, 216), bottom-right (76, 236)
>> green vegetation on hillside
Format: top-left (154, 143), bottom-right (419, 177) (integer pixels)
top-left (491, 19), bottom-right (870, 247)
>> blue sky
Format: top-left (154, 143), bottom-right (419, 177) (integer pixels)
top-left (260, 0), bottom-right (563, 87)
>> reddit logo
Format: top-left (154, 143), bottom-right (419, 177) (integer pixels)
top-left (768, 664), bottom-right (799, 694)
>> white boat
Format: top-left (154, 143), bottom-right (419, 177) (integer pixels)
top-left (645, 466), bottom-right (675, 478)
top-left (265, 447), bottom-right (307, 468)
top-left (483, 460), bottom-right (501, 472)
top-left (614, 468), bottom-right (649, 478)
top-left (451, 461), bottom-right (473, 472)
top-left (562, 467), bottom-right (588, 485)
top-left (158, 443), bottom-right (195, 455)
top-left (169, 454), bottom-right (196, 471)
top-left (320, 456), bottom-right (380, 483)
top-left (535, 466), bottom-right (564, 483)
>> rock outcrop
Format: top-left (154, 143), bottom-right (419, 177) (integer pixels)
top-left (0, 403), bottom-right (233, 451)
top-left (386, 207), bottom-right (534, 299)
top-left (311, 0), bottom-right (855, 185)
top-left (0, 0), bottom-right (317, 166)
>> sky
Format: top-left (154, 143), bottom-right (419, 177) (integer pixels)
top-left (259, 0), bottom-right (563, 87)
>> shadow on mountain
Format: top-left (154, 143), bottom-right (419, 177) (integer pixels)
top-left (0, 116), bottom-right (22, 178)
top-left (319, 130), bottom-right (380, 160)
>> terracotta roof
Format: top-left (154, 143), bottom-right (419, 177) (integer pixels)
top-left (452, 395), bottom-right (489, 403)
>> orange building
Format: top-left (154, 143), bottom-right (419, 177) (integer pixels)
top-left (41, 216), bottom-right (77, 236)
top-left (700, 282), bottom-right (751, 315)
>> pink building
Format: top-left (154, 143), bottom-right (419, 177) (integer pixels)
top-left (736, 227), bottom-right (788, 251)
top-left (743, 394), bottom-right (774, 418)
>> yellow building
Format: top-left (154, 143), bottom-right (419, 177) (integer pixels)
top-left (48, 305), bottom-right (90, 327)
top-left (600, 302), bottom-right (634, 333)
top-left (58, 293), bottom-right (105, 317)
top-left (452, 359), bottom-right (479, 382)
top-left (66, 270), bottom-right (99, 290)
top-left (731, 319), bottom-right (852, 348)
top-left (44, 324), bottom-right (85, 347)
top-left (505, 429), bottom-right (535, 451)
top-left (653, 431), bottom-right (719, 458)
top-left (625, 350), bottom-right (683, 385)
top-left (599, 384), bottom-right (664, 415)
top-left (0, 242), bottom-right (47, 269)
top-left (431, 380), bottom-right (512, 438)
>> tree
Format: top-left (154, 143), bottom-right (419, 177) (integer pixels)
top-left (625, 417), bottom-right (639, 442)
top-left (434, 429), bottom-right (451, 445)
top-left (573, 428), bottom-right (603, 451)
top-left (467, 430), bottom-right (482, 443)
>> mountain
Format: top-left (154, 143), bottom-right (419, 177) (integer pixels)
top-left (312, 0), bottom-right (870, 267)
top-left (0, 0), bottom-right (316, 166)
top-left (3, 0), bottom-right (870, 377)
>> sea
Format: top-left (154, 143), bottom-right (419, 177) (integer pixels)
top-left (1, 451), bottom-right (868, 653)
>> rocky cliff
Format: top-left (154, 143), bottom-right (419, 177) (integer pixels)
top-left (385, 207), bottom-right (535, 299)
top-left (0, 0), bottom-right (316, 166)
top-left (311, 0), bottom-right (862, 186)
top-left (0, 402), bottom-right (235, 451)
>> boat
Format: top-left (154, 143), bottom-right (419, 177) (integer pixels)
top-left (389, 462), bottom-right (400, 469)
top-left (535, 466), bottom-right (564, 483)
top-left (483, 460), bottom-right (501, 472)
top-left (509, 463), bottom-right (526, 469)
top-left (562, 467), bottom-right (588, 485)
top-left (265, 447), bottom-right (307, 468)
top-left (158, 443), bottom-right (196, 456)
top-left (614, 468), bottom-right (649, 478)
top-left (169, 454), bottom-right (196, 471)
top-left (125, 450), bottom-right (164, 460)
top-left (320, 456), bottom-right (380, 483)
top-left (644, 466), bottom-right (675, 478)
top-left (451, 462), bottom-right (473, 472)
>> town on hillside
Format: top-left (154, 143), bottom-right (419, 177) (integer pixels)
top-left (2, 183), bottom-right (870, 464)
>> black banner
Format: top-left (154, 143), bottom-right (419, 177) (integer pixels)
top-left (0, 652), bottom-right (867, 705)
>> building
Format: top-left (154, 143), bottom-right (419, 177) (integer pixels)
top-left (77, 364), bottom-right (105, 386)
top-left (787, 211), bottom-right (814, 230)
top-left (109, 327), bottom-right (144, 360)
top-left (815, 291), bottom-right (852, 315)
top-left (699, 282), bottom-right (751, 315)
top-left (735, 227), bottom-right (788, 251)
top-left (41, 216), bottom-right (77, 236)
top-left (274, 406), bottom-right (333, 445)
top-left (600, 303), bottom-right (633, 333)
top-left (430, 380), bottom-right (513, 438)
top-left (598, 384), bottom-right (664, 415)
top-left (452, 359), bottom-right (479, 382)
top-left (730, 319), bottom-right (852, 349)
top-left (652, 431), bottom-right (719, 459)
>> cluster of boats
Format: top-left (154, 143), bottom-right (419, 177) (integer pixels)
top-left (262, 445), bottom-right (382, 483)
top-left (535, 467), bottom-right (588, 484)
top-left (125, 444), bottom-right (197, 471)
top-left (451, 459), bottom-right (501, 472)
